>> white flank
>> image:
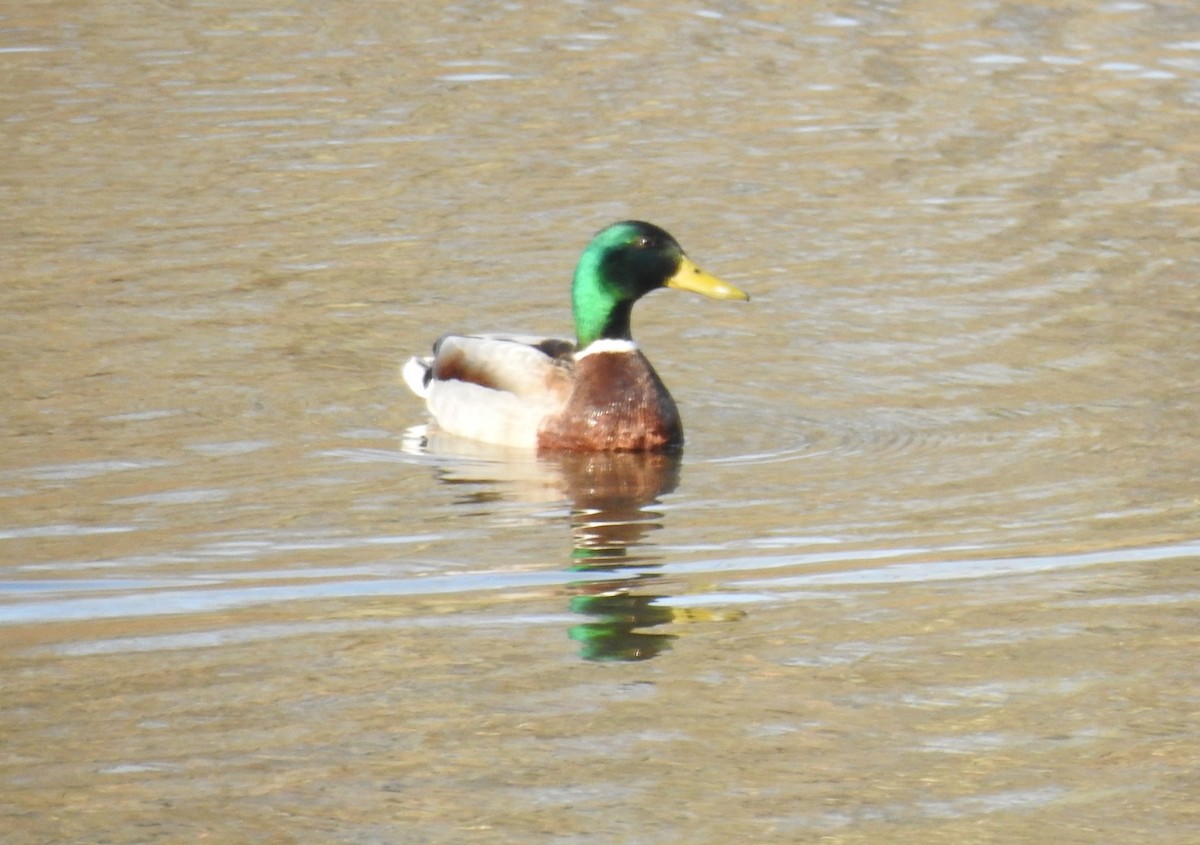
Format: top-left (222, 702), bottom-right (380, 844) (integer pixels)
top-left (426, 380), bottom-right (548, 449)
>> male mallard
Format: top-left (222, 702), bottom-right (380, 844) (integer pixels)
top-left (403, 220), bottom-right (748, 452)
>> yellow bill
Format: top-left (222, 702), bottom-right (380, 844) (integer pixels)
top-left (666, 255), bottom-right (750, 301)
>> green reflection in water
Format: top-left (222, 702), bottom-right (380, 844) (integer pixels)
top-left (416, 434), bottom-right (739, 662)
top-left (558, 452), bottom-right (681, 662)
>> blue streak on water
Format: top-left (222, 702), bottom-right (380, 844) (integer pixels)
top-left (0, 569), bottom-right (626, 625)
top-left (724, 540), bottom-right (1200, 589)
top-left (3, 540), bottom-right (1196, 627)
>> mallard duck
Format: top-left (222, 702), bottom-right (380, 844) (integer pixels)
top-left (403, 220), bottom-right (748, 452)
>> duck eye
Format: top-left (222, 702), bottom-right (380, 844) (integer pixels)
top-left (633, 235), bottom-right (655, 249)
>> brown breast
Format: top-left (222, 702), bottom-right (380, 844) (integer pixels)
top-left (537, 350), bottom-right (683, 452)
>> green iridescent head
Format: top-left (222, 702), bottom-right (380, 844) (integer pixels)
top-left (571, 221), bottom-right (748, 348)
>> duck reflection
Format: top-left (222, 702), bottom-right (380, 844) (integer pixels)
top-left (406, 426), bottom-right (693, 662)
top-left (551, 452), bottom-right (681, 662)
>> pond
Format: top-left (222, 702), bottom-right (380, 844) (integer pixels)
top-left (3, 1), bottom-right (1199, 842)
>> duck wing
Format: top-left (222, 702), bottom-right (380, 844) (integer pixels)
top-left (403, 334), bottom-right (577, 448)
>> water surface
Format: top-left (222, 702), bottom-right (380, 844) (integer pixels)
top-left (3, 1), bottom-right (1199, 842)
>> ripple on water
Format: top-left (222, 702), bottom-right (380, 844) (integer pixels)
top-left (717, 540), bottom-right (1200, 590)
top-left (10, 458), bottom-right (175, 482)
top-left (697, 402), bottom-right (984, 467)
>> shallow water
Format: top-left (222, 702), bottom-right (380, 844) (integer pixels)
top-left (3, 1), bottom-right (1200, 842)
